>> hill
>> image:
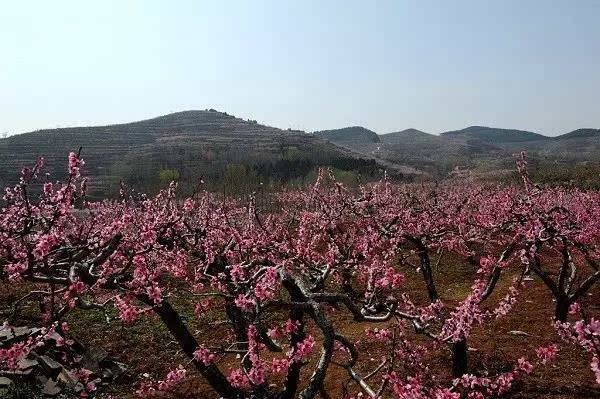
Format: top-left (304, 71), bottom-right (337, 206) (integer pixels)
top-left (337, 124), bottom-right (600, 177)
top-left (0, 111), bottom-right (382, 198)
top-left (556, 128), bottom-right (600, 140)
top-left (441, 126), bottom-right (549, 144)
top-left (309, 126), bottom-right (504, 177)
top-left (3, 112), bottom-right (600, 193)
top-left (314, 126), bottom-right (380, 143)
top-left (375, 129), bottom-right (501, 175)
top-left (379, 128), bottom-right (435, 144)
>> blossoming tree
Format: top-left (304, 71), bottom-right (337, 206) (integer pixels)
top-left (0, 153), bottom-right (598, 398)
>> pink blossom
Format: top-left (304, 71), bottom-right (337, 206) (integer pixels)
top-left (227, 368), bottom-right (250, 389)
top-left (271, 357), bottom-right (290, 374)
top-left (115, 297), bottom-right (138, 325)
top-left (234, 294), bottom-right (255, 312)
top-left (535, 344), bottom-right (558, 364)
top-left (268, 326), bottom-right (284, 340)
top-left (517, 357), bottom-right (534, 374)
top-left (33, 234), bottom-right (59, 259)
top-left (68, 152), bottom-right (84, 177)
top-left (433, 389), bottom-right (460, 399)
top-left (291, 335), bottom-right (315, 362)
top-left (193, 346), bottom-right (216, 365)
top-left (591, 356), bottom-right (600, 384)
top-left (160, 365), bottom-right (187, 389)
top-left (69, 281), bottom-right (86, 295)
top-left (569, 302), bottom-right (581, 315)
top-left (183, 198), bottom-right (195, 213)
top-left (284, 319), bottom-right (300, 334)
top-left (146, 285), bottom-right (162, 305)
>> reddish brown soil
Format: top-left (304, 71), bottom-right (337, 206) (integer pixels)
top-left (2, 262), bottom-right (599, 398)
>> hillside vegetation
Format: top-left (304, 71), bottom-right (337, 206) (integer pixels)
top-left (440, 126), bottom-right (549, 143)
top-left (0, 111), bottom-right (382, 198)
top-left (315, 124), bottom-right (600, 179)
top-left (2, 113), bottom-right (600, 197)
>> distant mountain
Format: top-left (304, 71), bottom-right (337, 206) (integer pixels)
top-left (375, 128), bottom-right (501, 175)
top-left (441, 126), bottom-right (549, 144)
top-left (314, 126), bottom-right (380, 143)
top-left (318, 124), bottom-right (600, 177)
top-left (556, 128), bottom-right (600, 140)
top-left (3, 112), bottom-right (599, 192)
top-left (379, 129), bottom-right (436, 144)
top-left (0, 111), bottom-right (381, 198)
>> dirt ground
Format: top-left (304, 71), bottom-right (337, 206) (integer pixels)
top-left (2, 259), bottom-right (599, 398)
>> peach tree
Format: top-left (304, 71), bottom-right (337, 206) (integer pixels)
top-left (0, 153), bottom-right (598, 398)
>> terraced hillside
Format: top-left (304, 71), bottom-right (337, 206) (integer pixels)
top-left (0, 111), bottom-right (380, 198)
top-left (440, 126), bottom-right (549, 144)
top-left (314, 126), bottom-right (380, 143)
top-left (441, 127), bottom-right (600, 162)
top-left (557, 128), bottom-right (600, 140)
top-left (437, 126), bottom-right (600, 161)
top-left (313, 124), bottom-right (600, 177)
top-left (380, 128), bottom-right (499, 159)
top-left (4, 113), bottom-right (600, 196)
top-left (312, 126), bottom-right (505, 176)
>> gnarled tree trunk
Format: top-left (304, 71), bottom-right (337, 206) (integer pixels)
top-left (452, 339), bottom-right (468, 378)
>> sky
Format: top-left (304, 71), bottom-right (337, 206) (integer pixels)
top-left (1, 1), bottom-right (599, 136)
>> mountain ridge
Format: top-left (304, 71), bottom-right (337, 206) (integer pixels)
top-left (313, 126), bottom-right (380, 143)
top-left (440, 126), bottom-right (549, 143)
top-left (556, 128), bottom-right (600, 140)
top-left (0, 110), bottom-right (384, 198)
top-left (379, 129), bottom-right (436, 143)
top-left (2, 112), bottom-right (600, 195)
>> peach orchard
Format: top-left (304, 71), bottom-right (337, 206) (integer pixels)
top-left (0, 152), bottom-right (599, 398)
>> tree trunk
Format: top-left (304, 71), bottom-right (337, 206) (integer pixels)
top-left (146, 298), bottom-right (241, 398)
top-left (281, 308), bottom-right (305, 399)
top-left (554, 298), bottom-right (570, 322)
top-left (452, 339), bottom-right (468, 377)
top-left (406, 236), bottom-right (438, 302)
top-left (280, 273), bottom-right (308, 399)
top-left (419, 249), bottom-right (438, 302)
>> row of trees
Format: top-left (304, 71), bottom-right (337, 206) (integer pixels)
top-left (0, 152), bottom-right (599, 398)
top-left (113, 153), bottom-right (380, 199)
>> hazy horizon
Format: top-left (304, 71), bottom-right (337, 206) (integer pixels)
top-left (2, 1), bottom-right (599, 136)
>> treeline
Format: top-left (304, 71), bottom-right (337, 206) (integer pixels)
top-left (474, 156), bottom-right (600, 189)
top-left (111, 154), bottom-right (385, 198)
top-left (528, 161), bottom-right (600, 189)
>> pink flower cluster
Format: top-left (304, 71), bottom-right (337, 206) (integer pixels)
top-left (376, 267), bottom-right (405, 289)
top-left (193, 346), bottom-right (216, 365)
top-left (289, 335), bottom-right (316, 362)
top-left (555, 319), bottom-right (599, 383)
top-left (535, 344), bottom-right (558, 364)
top-left (137, 365), bottom-right (187, 395)
top-left (33, 233), bottom-right (59, 260)
top-left (253, 267), bottom-right (279, 301)
top-left (270, 357), bottom-right (290, 374)
top-left (227, 368), bottom-right (250, 389)
top-left (68, 151), bottom-right (84, 177)
top-left (234, 294), bottom-right (256, 312)
top-left (146, 285), bottom-right (162, 305)
top-left (246, 325), bottom-right (267, 385)
top-left (366, 327), bottom-right (393, 342)
top-left (115, 297), bottom-right (138, 325)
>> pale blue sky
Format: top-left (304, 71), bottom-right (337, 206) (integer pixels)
top-left (1, 1), bottom-right (599, 136)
